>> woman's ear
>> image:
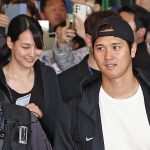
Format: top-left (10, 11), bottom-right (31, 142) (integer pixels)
top-left (131, 42), bottom-right (137, 58)
top-left (7, 36), bottom-right (13, 49)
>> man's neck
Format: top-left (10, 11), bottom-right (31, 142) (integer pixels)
top-left (101, 74), bottom-right (139, 99)
top-left (87, 53), bottom-right (99, 71)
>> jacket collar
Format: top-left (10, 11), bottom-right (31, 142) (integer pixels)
top-left (79, 77), bottom-right (101, 116)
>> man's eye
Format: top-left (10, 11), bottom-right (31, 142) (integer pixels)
top-left (97, 46), bottom-right (104, 51)
top-left (113, 46), bottom-right (120, 51)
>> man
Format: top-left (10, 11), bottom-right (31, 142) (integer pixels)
top-left (54, 16), bottom-right (150, 150)
top-left (40, 0), bottom-right (67, 30)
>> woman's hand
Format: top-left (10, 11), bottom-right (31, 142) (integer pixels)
top-left (25, 103), bottom-right (43, 118)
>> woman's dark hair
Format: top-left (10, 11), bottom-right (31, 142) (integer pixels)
top-left (7, 14), bottom-right (43, 49)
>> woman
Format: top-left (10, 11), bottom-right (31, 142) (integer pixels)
top-left (0, 0), bottom-right (41, 63)
top-left (0, 14), bottom-right (61, 146)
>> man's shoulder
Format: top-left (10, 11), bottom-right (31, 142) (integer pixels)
top-left (134, 68), bottom-right (150, 87)
top-left (57, 63), bottom-right (82, 102)
top-left (58, 63), bottom-right (79, 80)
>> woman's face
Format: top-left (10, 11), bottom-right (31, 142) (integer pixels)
top-left (7, 30), bottom-right (42, 68)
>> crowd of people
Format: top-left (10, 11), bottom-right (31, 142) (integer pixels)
top-left (0, 0), bottom-right (150, 150)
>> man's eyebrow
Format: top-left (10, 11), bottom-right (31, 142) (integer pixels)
top-left (112, 42), bottom-right (121, 45)
top-left (95, 43), bottom-right (104, 46)
top-left (95, 42), bottom-right (121, 46)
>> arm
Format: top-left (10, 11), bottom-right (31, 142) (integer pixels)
top-left (53, 16), bottom-right (87, 71)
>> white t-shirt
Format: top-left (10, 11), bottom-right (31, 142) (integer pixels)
top-left (99, 85), bottom-right (150, 150)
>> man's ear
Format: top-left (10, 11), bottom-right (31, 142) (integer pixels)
top-left (85, 34), bottom-right (92, 47)
top-left (7, 36), bottom-right (13, 50)
top-left (131, 42), bottom-right (137, 58)
top-left (136, 27), bottom-right (146, 38)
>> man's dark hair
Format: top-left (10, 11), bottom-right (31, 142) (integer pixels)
top-left (84, 10), bottom-right (119, 46)
top-left (40, 0), bottom-right (66, 12)
top-left (40, 0), bottom-right (47, 12)
top-left (118, 5), bottom-right (136, 15)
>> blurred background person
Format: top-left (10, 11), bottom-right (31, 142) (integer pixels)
top-left (135, 0), bottom-right (150, 12)
top-left (40, 0), bottom-right (101, 73)
top-left (40, 0), bottom-right (67, 32)
top-left (118, 4), bottom-right (150, 74)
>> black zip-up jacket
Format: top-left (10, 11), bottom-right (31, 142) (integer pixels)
top-left (54, 68), bottom-right (150, 150)
top-left (0, 61), bottom-right (62, 146)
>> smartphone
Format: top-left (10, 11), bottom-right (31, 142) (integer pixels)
top-left (5, 3), bottom-right (27, 33)
top-left (73, 4), bottom-right (87, 22)
top-left (5, 3), bottom-right (27, 21)
top-left (66, 13), bottom-right (74, 29)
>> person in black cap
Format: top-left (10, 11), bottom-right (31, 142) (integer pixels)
top-left (53, 16), bottom-right (150, 150)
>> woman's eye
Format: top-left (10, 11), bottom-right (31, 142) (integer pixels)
top-left (22, 46), bottom-right (29, 49)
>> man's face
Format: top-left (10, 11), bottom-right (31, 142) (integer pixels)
top-left (93, 36), bottom-right (136, 79)
top-left (41, 0), bottom-right (67, 27)
top-left (136, 0), bottom-right (150, 12)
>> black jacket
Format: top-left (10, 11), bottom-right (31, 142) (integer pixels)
top-left (54, 68), bottom-right (150, 150)
top-left (133, 42), bottom-right (150, 74)
top-left (0, 61), bottom-right (62, 146)
top-left (58, 55), bottom-right (100, 103)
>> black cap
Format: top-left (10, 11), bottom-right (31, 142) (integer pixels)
top-left (96, 16), bottom-right (134, 43)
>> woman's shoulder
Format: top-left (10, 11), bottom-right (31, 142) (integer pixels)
top-left (36, 60), bottom-right (57, 75)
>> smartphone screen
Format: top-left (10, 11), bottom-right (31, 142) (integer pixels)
top-left (66, 13), bottom-right (74, 29)
top-left (5, 3), bottom-right (27, 21)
